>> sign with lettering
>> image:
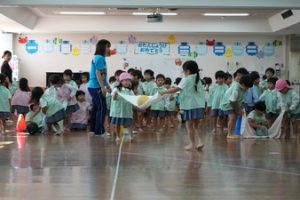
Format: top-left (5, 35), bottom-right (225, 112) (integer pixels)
top-left (135, 42), bottom-right (170, 55)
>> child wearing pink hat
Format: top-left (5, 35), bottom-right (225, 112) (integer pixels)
top-left (276, 79), bottom-right (300, 138)
top-left (110, 72), bottom-right (135, 142)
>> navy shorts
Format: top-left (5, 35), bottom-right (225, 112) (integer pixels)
top-left (211, 109), bottom-right (224, 117)
top-left (151, 110), bottom-right (166, 118)
top-left (182, 108), bottom-right (204, 121)
top-left (266, 112), bottom-right (279, 120)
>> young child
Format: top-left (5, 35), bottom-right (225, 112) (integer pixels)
top-left (79, 72), bottom-right (92, 105)
top-left (259, 77), bottom-right (280, 127)
top-left (251, 71), bottom-right (263, 97)
top-left (11, 77), bottom-right (31, 115)
top-left (25, 104), bottom-right (45, 134)
top-left (260, 67), bottom-right (275, 91)
top-left (164, 77), bottom-right (177, 128)
top-left (142, 69), bottom-right (155, 127)
top-left (111, 70), bottom-right (124, 90)
top-left (243, 72), bottom-right (260, 114)
top-left (58, 69), bottom-right (79, 131)
top-left (70, 90), bottom-right (91, 131)
top-left (161, 61), bottom-right (205, 151)
top-left (132, 70), bottom-right (144, 132)
top-left (44, 74), bottom-right (62, 100)
top-left (0, 74), bottom-right (11, 134)
top-left (110, 72), bottom-right (134, 142)
top-left (220, 73), bottom-right (253, 139)
top-left (207, 71), bottom-right (228, 135)
top-left (105, 76), bottom-right (116, 135)
top-left (150, 74), bottom-right (167, 129)
top-left (30, 87), bottom-right (65, 136)
top-left (247, 101), bottom-right (268, 136)
top-left (225, 72), bottom-right (233, 87)
top-left (275, 79), bottom-right (300, 138)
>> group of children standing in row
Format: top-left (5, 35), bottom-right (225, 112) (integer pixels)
top-left (0, 60), bottom-right (299, 151)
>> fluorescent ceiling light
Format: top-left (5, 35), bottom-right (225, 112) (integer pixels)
top-left (58, 11), bottom-right (106, 15)
top-left (132, 12), bottom-right (177, 16)
top-left (203, 13), bottom-right (249, 17)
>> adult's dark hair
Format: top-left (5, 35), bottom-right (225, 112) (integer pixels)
top-left (254, 101), bottom-right (266, 112)
top-left (239, 75), bottom-right (253, 88)
top-left (165, 77), bottom-right (172, 85)
top-left (76, 90), bottom-right (85, 98)
top-left (19, 77), bottom-right (30, 92)
top-left (267, 77), bottom-right (278, 85)
top-left (265, 67), bottom-right (275, 75)
top-left (2, 50), bottom-right (12, 59)
top-left (156, 74), bottom-right (165, 80)
top-left (215, 70), bottom-right (225, 79)
top-left (0, 73), bottom-right (6, 84)
top-left (182, 60), bottom-right (200, 92)
top-left (94, 39), bottom-right (111, 56)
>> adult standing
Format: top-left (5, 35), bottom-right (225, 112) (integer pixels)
top-left (1, 50), bottom-right (12, 84)
top-left (88, 39), bottom-right (111, 136)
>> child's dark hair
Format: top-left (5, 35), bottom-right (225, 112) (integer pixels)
top-left (127, 68), bottom-right (135, 74)
top-left (182, 60), bottom-right (200, 92)
top-left (224, 72), bottom-right (232, 80)
top-left (250, 71), bottom-right (260, 81)
top-left (81, 72), bottom-right (90, 81)
top-left (114, 70), bottom-right (124, 77)
top-left (30, 87), bottom-right (44, 104)
top-left (234, 67), bottom-right (249, 78)
top-left (63, 69), bottom-right (73, 78)
top-left (174, 77), bottom-right (182, 85)
top-left (165, 77), bottom-right (172, 85)
top-left (262, 75), bottom-right (267, 80)
top-left (215, 70), bottom-right (225, 79)
top-left (144, 69), bottom-right (154, 78)
top-left (131, 70), bottom-right (143, 79)
top-left (49, 74), bottom-right (62, 85)
top-left (109, 76), bottom-right (116, 83)
top-left (203, 77), bottom-right (212, 85)
top-left (267, 77), bottom-right (278, 85)
top-left (286, 80), bottom-right (291, 86)
top-left (0, 73), bottom-right (6, 85)
top-left (254, 101), bottom-right (266, 112)
top-left (239, 75), bottom-right (253, 88)
top-left (76, 90), bottom-right (85, 99)
top-left (156, 74), bottom-right (165, 80)
top-left (19, 78), bottom-right (30, 92)
top-left (265, 67), bottom-right (275, 75)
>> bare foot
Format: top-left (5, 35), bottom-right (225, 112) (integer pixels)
top-left (195, 144), bottom-right (204, 151)
top-left (128, 136), bottom-right (134, 142)
top-left (226, 135), bottom-right (240, 139)
top-left (184, 144), bottom-right (196, 151)
top-left (116, 137), bottom-right (120, 142)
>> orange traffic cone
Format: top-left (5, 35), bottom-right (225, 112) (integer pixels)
top-left (16, 114), bottom-right (27, 132)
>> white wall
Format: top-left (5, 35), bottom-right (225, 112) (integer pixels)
top-left (14, 33), bottom-right (286, 87)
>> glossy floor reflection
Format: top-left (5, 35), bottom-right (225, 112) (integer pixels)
top-left (0, 125), bottom-right (300, 200)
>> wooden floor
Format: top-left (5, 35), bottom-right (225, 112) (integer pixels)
top-left (0, 124), bottom-right (300, 200)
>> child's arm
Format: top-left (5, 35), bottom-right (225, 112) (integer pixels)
top-left (288, 90), bottom-right (300, 112)
top-left (248, 118), bottom-right (266, 129)
top-left (259, 90), bottom-right (266, 101)
top-left (112, 88), bottom-right (118, 100)
top-left (160, 87), bottom-right (181, 95)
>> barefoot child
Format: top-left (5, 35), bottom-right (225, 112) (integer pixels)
top-left (160, 60), bottom-right (205, 151)
top-left (164, 77), bottom-right (177, 128)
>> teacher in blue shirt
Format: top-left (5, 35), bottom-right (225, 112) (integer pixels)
top-left (88, 39), bottom-right (111, 136)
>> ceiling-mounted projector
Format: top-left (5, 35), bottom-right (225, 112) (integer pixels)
top-left (147, 13), bottom-right (163, 22)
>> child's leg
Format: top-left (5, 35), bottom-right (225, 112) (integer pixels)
top-left (281, 114), bottom-right (289, 139)
top-left (0, 118), bottom-right (4, 134)
top-left (184, 120), bottom-right (196, 150)
top-left (227, 113), bottom-right (237, 138)
top-left (211, 116), bottom-right (217, 134)
top-left (137, 111), bottom-right (144, 131)
top-left (125, 125), bottom-right (134, 142)
top-left (291, 119), bottom-right (299, 138)
top-left (194, 120), bottom-right (204, 150)
top-left (115, 125), bottom-right (121, 142)
top-left (218, 116), bottom-right (224, 135)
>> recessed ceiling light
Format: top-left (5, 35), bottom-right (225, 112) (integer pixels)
top-left (58, 11), bottom-right (106, 15)
top-left (132, 12), bottom-right (177, 16)
top-left (203, 13), bottom-right (249, 17)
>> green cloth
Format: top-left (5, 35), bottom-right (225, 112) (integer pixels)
top-left (220, 81), bottom-right (245, 111)
top-left (259, 89), bottom-right (279, 113)
top-left (150, 86), bottom-right (166, 111)
top-left (208, 83), bottom-right (229, 109)
top-left (0, 85), bottom-right (11, 112)
top-left (110, 88), bottom-right (134, 118)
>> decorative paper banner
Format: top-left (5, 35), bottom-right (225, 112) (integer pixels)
top-left (135, 42), bottom-right (170, 55)
top-left (225, 48), bottom-right (232, 58)
top-left (257, 50), bottom-right (264, 59)
top-left (213, 42), bottom-right (226, 56)
top-left (81, 40), bottom-right (91, 54)
top-left (167, 35), bottom-right (176, 44)
top-left (118, 92), bottom-right (164, 109)
top-left (232, 42), bottom-right (244, 56)
top-left (116, 41), bottom-right (128, 55)
top-left (206, 40), bottom-right (215, 46)
top-left (60, 40), bottom-right (72, 55)
top-left (196, 42), bottom-right (208, 56)
top-left (246, 42), bottom-right (258, 56)
top-left (72, 47), bottom-right (80, 56)
top-left (25, 40), bottom-right (39, 54)
top-left (18, 36), bottom-right (28, 44)
top-left (128, 34), bottom-right (137, 44)
top-left (263, 42), bottom-right (275, 56)
top-left (44, 39), bottom-right (54, 53)
top-left (178, 42), bottom-right (191, 56)
top-left (273, 40), bottom-right (282, 47)
top-left (89, 36), bottom-right (98, 45)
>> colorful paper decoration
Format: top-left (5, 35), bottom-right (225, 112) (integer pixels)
top-left (18, 36), bottom-right (28, 44)
top-left (25, 40), bottom-right (39, 54)
top-left (232, 42), bottom-right (244, 56)
top-left (246, 42), bottom-right (258, 56)
top-left (273, 40), bottom-right (282, 47)
top-left (135, 42), bottom-right (170, 55)
top-left (196, 42), bottom-right (208, 56)
top-left (123, 58), bottom-right (129, 69)
top-left (72, 47), bottom-right (80, 56)
top-left (263, 42), bottom-right (275, 56)
top-left (53, 37), bottom-right (62, 45)
top-left (128, 34), bottom-right (137, 44)
top-left (189, 51), bottom-right (198, 59)
top-left (225, 48), bottom-right (233, 58)
top-left (44, 39), bottom-right (54, 53)
top-left (109, 49), bottom-right (117, 56)
top-left (175, 58), bottom-right (182, 66)
top-left (60, 40), bottom-right (72, 55)
top-left (213, 42), bottom-right (226, 56)
top-left (206, 40), bottom-right (215, 46)
top-left (89, 36), bottom-right (98, 45)
top-left (116, 41), bottom-right (128, 55)
top-left (178, 42), bottom-right (191, 56)
top-left (257, 50), bottom-right (264, 59)
top-left (81, 40), bottom-right (91, 54)
top-left (167, 35), bottom-right (176, 44)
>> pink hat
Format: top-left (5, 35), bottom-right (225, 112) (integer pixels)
top-left (275, 79), bottom-right (290, 92)
top-left (119, 72), bottom-right (132, 81)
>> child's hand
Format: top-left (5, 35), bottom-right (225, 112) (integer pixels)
top-left (260, 125), bottom-right (268, 132)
